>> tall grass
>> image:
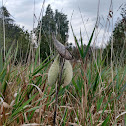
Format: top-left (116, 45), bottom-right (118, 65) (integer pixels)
top-left (0, 27), bottom-right (126, 126)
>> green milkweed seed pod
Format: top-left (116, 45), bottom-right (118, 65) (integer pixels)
top-left (62, 60), bottom-right (73, 86)
top-left (48, 55), bottom-right (60, 85)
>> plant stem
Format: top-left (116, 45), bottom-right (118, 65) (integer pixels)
top-left (53, 58), bottom-right (65, 126)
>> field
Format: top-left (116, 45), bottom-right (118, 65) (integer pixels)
top-left (0, 2), bottom-right (126, 125)
top-left (0, 41), bottom-right (126, 126)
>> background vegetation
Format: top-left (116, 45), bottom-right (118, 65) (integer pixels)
top-left (0, 3), bottom-right (126, 126)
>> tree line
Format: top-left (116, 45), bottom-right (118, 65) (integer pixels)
top-left (0, 4), bottom-right (126, 65)
top-left (0, 6), bottom-right (30, 63)
top-left (103, 4), bottom-right (126, 66)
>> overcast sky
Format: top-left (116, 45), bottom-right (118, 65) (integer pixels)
top-left (0, 0), bottom-right (126, 47)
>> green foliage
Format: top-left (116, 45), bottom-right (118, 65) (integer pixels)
top-left (0, 43), bottom-right (15, 96)
top-left (0, 49), bottom-right (3, 73)
top-left (103, 4), bottom-right (126, 65)
top-left (36, 4), bottom-right (69, 60)
top-left (71, 25), bottom-right (95, 61)
top-left (55, 9), bottom-right (69, 43)
top-left (0, 6), bottom-right (30, 62)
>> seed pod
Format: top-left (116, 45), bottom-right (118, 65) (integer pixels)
top-left (62, 60), bottom-right (73, 86)
top-left (48, 55), bottom-right (60, 85)
top-left (52, 34), bottom-right (73, 60)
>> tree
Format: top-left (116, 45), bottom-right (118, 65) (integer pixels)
top-left (38, 4), bottom-right (55, 60)
top-left (42, 5), bottom-right (56, 33)
top-left (36, 4), bottom-right (69, 60)
top-left (0, 6), bottom-right (30, 62)
top-left (103, 4), bottom-right (126, 65)
top-left (55, 10), bottom-right (69, 43)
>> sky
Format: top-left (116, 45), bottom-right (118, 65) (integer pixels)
top-left (0, 0), bottom-right (126, 47)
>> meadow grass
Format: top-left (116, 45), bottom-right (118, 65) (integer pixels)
top-left (0, 30), bottom-right (126, 126)
top-left (0, 6), bottom-right (126, 125)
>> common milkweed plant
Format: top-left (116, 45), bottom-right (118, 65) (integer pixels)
top-left (48, 34), bottom-right (73, 125)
